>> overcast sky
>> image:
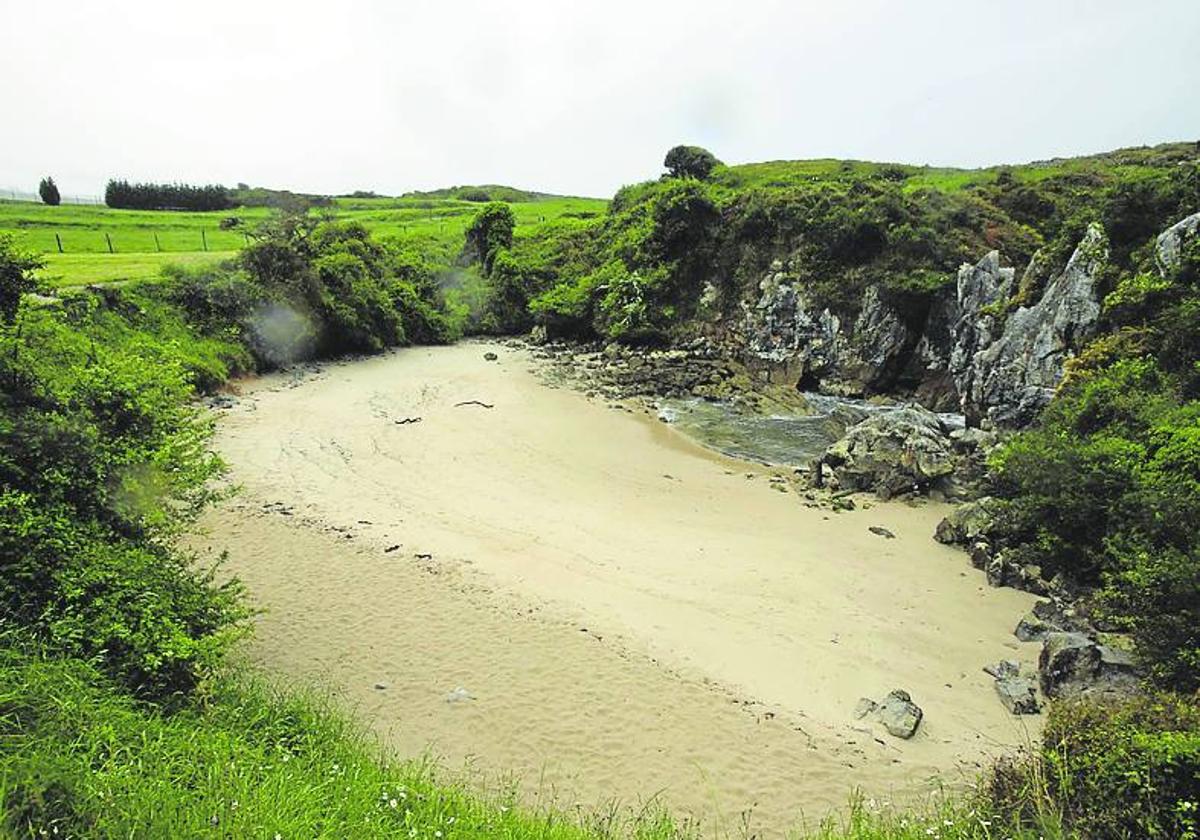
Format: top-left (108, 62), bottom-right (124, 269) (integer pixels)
top-left (2, 0), bottom-right (1199, 199)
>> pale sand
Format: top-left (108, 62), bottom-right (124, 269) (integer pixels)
top-left (191, 341), bottom-right (1042, 836)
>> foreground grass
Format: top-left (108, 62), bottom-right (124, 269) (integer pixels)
top-left (0, 647), bottom-right (683, 840)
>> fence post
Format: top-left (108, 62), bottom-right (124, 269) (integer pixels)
top-left (201, 229), bottom-right (208, 252)
top-left (154, 233), bottom-right (161, 252)
top-left (55, 233), bottom-right (63, 254)
top-left (105, 233), bottom-right (114, 254)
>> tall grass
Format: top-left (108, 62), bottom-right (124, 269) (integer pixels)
top-left (0, 643), bottom-right (684, 840)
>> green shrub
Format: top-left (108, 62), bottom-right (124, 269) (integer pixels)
top-left (987, 693), bottom-right (1200, 840)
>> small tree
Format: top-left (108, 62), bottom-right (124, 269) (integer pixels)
top-left (464, 202), bottom-right (515, 273)
top-left (38, 176), bottom-right (61, 206)
top-left (663, 145), bottom-right (722, 180)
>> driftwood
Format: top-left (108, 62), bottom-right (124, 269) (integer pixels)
top-left (454, 400), bottom-right (494, 409)
top-left (394, 417), bottom-right (422, 425)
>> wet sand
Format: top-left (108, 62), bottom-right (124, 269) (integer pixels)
top-left (191, 341), bottom-right (1041, 836)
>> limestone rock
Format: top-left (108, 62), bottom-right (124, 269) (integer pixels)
top-left (845, 286), bottom-right (911, 391)
top-left (965, 224), bottom-right (1107, 427)
top-left (1155, 211), bottom-right (1200, 276)
top-left (824, 406), bottom-right (956, 497)
top-left (949, 251), bottom-right (1014, 416)
top-left (746, 274), bottom-right (847, 388)
top-left (855, 690), bottom-right (923, 738)
top-left (994, 674), bottom-right (1041, 715)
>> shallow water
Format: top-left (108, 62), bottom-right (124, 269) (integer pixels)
top-left (658, 393), bottom-right (964, 467)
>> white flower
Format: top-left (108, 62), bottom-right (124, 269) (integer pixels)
top-left (389, 798), bottom-right (398, 809)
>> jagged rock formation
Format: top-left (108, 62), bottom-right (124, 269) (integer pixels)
top-left (743, 224), bottom-right (1111, 429)
top-left (745, 266), bottom-right (849, 390)
top-left (959, 224), bottom-right (1107, 426)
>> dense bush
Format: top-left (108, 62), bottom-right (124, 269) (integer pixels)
top-left (986, 692), bottom-right (1200, 839)
top-left (463, 201), bottom-right (515, 273)
top-left (0, 238), bottom-right (249, 697)
top-left (37, 176), bottom-right (60, 206)
top-left (104, 179), bottom-right (233, 211)
top-left (0, 234), bottom-right (44, 323)
top-left (238, 215), bottom-right (452, 356)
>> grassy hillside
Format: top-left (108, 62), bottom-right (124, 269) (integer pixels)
top-left (483, 141), bottom-right (1199, 344)
top-left (0, 194), bottom-right (606, 287)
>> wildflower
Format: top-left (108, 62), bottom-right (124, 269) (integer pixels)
top-left (231, 800), bottom-right (239, 810)
top-left (390, 798), bottom-right (399, 809)
top-left (275, 835), bottom-right (282, 840)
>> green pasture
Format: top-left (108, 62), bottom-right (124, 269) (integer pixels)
top-left (0, 195), bottom-right (608, 287)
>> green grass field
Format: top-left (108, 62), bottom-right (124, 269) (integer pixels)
top-left (0, 195), bottom-right (607, 286)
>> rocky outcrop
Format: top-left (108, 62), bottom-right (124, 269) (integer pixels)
top-left (1155, 211), bottom-right (1200, 275)
top-left (746, 268), bottom-right (849, 389)
top-left (960, 224), bottom-right (1107, 427)
top-left (745, 273), bottom-right (912, 395)
top-left (844, 287), bottom-right (912, 391)
top-left (1038, 632), bottom-right (1139, 700)
top-left (823, 405), bottom-right (957, 497)
top-left (741, 224), bottom-right (1113, 430)
top-left (948, 252), bottom-right (1014, 416)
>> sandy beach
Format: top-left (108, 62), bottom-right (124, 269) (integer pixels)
top-left (191, 340), bottom-right (1041, 836)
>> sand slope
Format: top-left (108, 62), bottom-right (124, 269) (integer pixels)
top-left (193, 341), bottom-right (1041, 836)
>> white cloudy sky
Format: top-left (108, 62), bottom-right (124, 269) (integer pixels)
top-left (2, 0), bottom-right (1198, 198)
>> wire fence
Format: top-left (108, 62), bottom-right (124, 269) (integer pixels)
top-left (26, 228), bottom-right (250, 255)
top-left (0, 188), bottom-right (105, 205)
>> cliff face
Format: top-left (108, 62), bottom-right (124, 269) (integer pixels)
top-left (737, 224), bottom-right (1112, 428)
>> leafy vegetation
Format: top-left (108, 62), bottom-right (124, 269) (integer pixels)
top-left (477, 141), bottom-right (1198, 348)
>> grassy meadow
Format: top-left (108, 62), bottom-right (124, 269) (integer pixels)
top-left (0, 193), bottom-right (607, 287)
